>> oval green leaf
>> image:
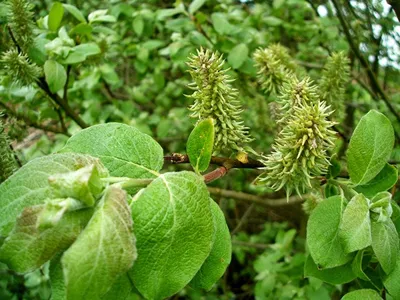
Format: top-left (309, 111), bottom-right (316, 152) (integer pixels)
top-left (228, 44), bottom-right (249, 69)
top-left (62, 4), bottom-right (86, 23)
top-left (190, 199), bottom-right (232, 290)
top-left (187, 118), bottom-right (214, 173)
top-left (130, 172), bottom-right (214, 300)
top-left (44, 60), bottom-right (67, 93)
top-left (48, 2), bottom-right (64, 31)
top-left (347, 110), bottom-right (394, 185)
top-left (307, 196), bottom-right (353, 268)
top-left (62, 186), bottom-right (136, 300)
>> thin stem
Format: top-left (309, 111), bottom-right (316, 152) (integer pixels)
top-left (63, 65), bottom-right (72, 103)
top-left (230, 203), bottom-right (255, 236)
top-left (102, 177), bottom-right (153, 189)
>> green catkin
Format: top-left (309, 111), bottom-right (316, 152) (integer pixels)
top-left (6, 0), bottom-right (35, 51)
top-left (0, 118), bottom-right (18, 183)
top-left (318, 52), bottom-right (350, 120)
top-left (187, 48), bottom-right (252, 152)
top-left (253, 44), bottom-right (296, 95)
top-left (255, 77), bottom-right (336, 197)
top-left (0, 48), bottom-right (41, 86)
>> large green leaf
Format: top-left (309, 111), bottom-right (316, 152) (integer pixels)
top-left (351, 250), bottom-right (369, 281)
top-left (0, 206), bottom-right (92, 273)
top-left (341, 289), bottom-right (382, 300)
top-left (307, 196), bottom-right (353, 268)
top-left (61, 123), bottom-right (163, 179)
top-left (187, 118), bottom-right (214, 173)
top-left (130, 172), bottom-right (214, 300)
top-left (339, 193), bottom-right (371, 253)
top-left (347, 110), bottom-right (394, 185)
top-left (371, 220), bottom-right (399, 274)
top-left (190, 199), bottom-right (232, 291)
top-left (62, 186), bottom-right (136, 300)
top-left (355, 164), bottom-right (398, 198)
top-left (0, 153), bottom-right (106, 237)
top-left (304, 255), bottom-right (356, 285)
top-left (101, 274), bottom-right (140, 300)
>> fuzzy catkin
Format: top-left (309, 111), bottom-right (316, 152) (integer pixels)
top-left (255, 77), bottom-right (336, 197)
top-left (6, 0), bottom-right (35, 51)
top-left (187, 48), bottom-right (252, 152)
top-left (253, 44), bottom-right (295, 95)
top-left (0, 119), bottom-right (18, 183)
top-left (318, 52), bottom-right (350, 120)
top-left (0, 48), bottom-right (41, 86)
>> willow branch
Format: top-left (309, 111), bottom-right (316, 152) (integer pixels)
top-left (332, 0), bottom-right (400, 141)
top-left (207, 187), bottom-right (305, 207)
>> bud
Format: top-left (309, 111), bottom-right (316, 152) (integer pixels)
top-left (187, 48), bottom-right (252, 152)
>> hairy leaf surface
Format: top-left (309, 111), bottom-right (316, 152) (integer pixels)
top-left (62, 186), bottom-right (136, 300)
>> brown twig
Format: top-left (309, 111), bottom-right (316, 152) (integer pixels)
top-left (207, 187), bottom-right (305, 207)
top-left (230, 203), bottom-right (255, 236)
top-left (332, 0), bottom-right (400, 142)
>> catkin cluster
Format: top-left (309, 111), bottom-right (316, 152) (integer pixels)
top-left (187, 48), bottom-right (252, 152)
top-left (255, 76), bottom-right (336, 197)
top-left (1, 49), bottom-right (41, 85)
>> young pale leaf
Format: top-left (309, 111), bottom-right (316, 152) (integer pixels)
top-left (187, 118), bottom-right (214, 173)
top-left (371, 220), bottom-right (399, 274)
top-left (339, 193), bottom-right (371, 253)
top-left (341, 289), bottom-right (382, 300)
top-left (130, 172), bottom-right (214, 300)
top-left (0, 206), bottom-right (92, 273)
top-left (62, 186), bottom-right (136, 300)
top-left (189, 0), bottom-right (206, 14)
top-left (384, 254), bottom-right (400, 299)
top-left (304, 255), bottom-right (356, 285)
top-left (0, 153), bottom-right (106, 237)
top-left (347, 110), bottom-right (394, 185)
top-left (48, 2), bottom-right (64, 31)
top-left (228, 44), bottom-right (249, 69)
top-left (190, 199), bottom-right (232, 290)
top-left (61, 43), bottom-right (101, 64)
top-left (62, 4), bottom-right (86, 23)
top-left (355, 164), bottom-right (398, 198)
top-left (44, 60), bottom-right (67, 93)
top-left (133, 15), bottom-right (144, 36)
top-left (307, 196), bottom-right (353, 268)
top-left (61, 123), bottom-right (163, 180)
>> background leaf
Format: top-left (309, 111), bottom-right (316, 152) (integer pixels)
top-left (62, 186), bottom-right (136, 300)
top-left (187, 118), bottom-right (214, 173)
top-left (384, 253), bottom-right (400, 299)
top-left (48, 2), bottom-right (64, 31)
top-left (44, 60), bottom-right (67, 93)
top-left (130, 172), bottom-right (214, 300)
top-left (228, 44), bottom-right (249, 69)
top-left (62, 4), bottom-right (86, 23)
top-left (347, 110), bottom-right (394, 185)
top-left (189, 0), bottom-right (206, 14)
